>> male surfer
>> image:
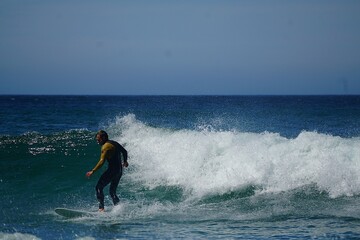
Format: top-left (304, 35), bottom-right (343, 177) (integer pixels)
top-left (86, 130), bottom-right (128, 212)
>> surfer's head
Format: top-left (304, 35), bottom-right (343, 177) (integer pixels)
top-left (96, 130), bottom-right (108, 145)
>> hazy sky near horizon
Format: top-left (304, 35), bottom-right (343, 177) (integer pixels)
top-left (1, 0), bottom-right (360, 95)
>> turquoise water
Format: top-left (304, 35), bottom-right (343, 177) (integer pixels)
top-left (1, 95), bottom-right (360, 239)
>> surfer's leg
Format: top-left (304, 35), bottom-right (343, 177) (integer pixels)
top-left (96, 171), bottom-right (112, 209)
top-left (109, 171), bottom-right (122, 205)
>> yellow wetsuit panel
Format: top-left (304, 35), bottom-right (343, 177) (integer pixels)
top-left (100, 142), bottom-right (116, 162)
top-left (92, 142), bottom-right (116, 172)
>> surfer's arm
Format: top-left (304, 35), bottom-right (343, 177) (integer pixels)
top-left (119, 144), bottom-right (128, 167)
top-left (91, 144), bottom-right (110, 172)
top-left (86, 158), bottom-right (105, 177)
top-left (91, 158), bottom-right (105, 172)
top-left (86, 143), bottom-right (111, 177)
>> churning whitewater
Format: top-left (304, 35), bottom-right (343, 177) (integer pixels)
top-left (2, 95), bottom-right (360, 239)
top-left (114, 114), bottom-right (360, 199)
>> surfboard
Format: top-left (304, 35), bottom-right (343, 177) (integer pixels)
top-left (55, 208), bottom-right (96, 218)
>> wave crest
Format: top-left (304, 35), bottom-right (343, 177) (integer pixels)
top-left (110, 114), bottom-right (360, 199)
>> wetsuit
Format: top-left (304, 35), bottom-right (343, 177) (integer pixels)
top-left (92, 140), bottom-right (127, 209)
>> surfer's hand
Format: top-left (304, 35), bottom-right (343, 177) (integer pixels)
top-left (86, 170), bottom-right (93, 178)
top-left (123, 161), bottom-right (129, 168)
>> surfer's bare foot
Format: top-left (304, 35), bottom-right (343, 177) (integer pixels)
top-left (99, 208), bottom-right (104, 212)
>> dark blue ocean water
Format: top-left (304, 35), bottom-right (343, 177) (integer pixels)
top-left (1, 95), bottom-right (360, 239)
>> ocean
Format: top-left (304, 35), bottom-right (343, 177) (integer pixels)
top-left (1, 95), bottom-right (360, 239)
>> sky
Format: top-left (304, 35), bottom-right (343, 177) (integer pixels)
top-left (1, 0), bottom-right (360, 95)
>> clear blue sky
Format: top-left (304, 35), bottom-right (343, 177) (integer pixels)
top-left (1, 0), bottom-right (360, 95)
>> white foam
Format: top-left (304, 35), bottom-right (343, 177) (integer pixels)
top-left (0, 232), bottom-right (41, 240)
top-left (75, 237), bottom-right (96, 240)
top-left (112, 114), bottom-right (360, 198)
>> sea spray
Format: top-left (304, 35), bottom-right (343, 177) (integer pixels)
top-left (111, 114), bottom-right (360, 199)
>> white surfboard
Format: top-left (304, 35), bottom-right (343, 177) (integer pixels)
top-left (55, 208), bottom-right (97, 218)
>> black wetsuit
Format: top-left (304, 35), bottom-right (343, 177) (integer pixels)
top-left (95, 140), bottom-right (127, 209)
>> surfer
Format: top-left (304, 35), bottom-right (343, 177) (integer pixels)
top-left (86, 130), bottom-right (128, 212)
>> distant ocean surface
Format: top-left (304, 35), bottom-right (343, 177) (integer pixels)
top-left (1, 95), bottom-right (360, 239)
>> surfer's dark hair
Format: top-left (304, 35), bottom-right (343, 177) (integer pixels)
top-left (96, 130), bottom-right (108, 140)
